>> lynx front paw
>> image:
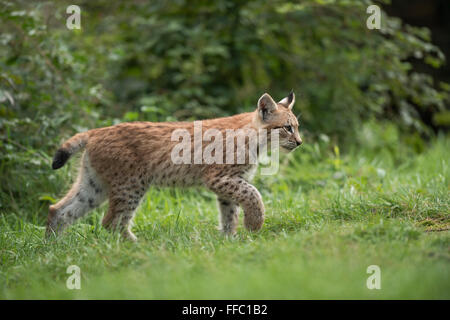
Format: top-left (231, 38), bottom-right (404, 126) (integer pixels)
top-left (244, 214), bottom-right (264, 231)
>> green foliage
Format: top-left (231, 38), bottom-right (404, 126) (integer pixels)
top-left (2, 0), bottom-right (449, 128)
top-left (1, 0), bottom-right (449, 213)
top-left (0, 137), bottom-right (449, 299)
top-left (0, 0), bottom-right (449, 298)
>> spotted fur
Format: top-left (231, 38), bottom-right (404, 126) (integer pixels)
top-left (47, 92), bottom-right (302, 241)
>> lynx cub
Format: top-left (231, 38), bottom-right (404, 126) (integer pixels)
top-left (47, 92), bottom-right (302, 241)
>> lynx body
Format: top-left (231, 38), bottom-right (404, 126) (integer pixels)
top-left (47, 92), bottom-right (302, 241)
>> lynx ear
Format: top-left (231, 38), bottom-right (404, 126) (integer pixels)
top-left (278, 90), bottom-right (295, 110)
top-left (258, 93), bottom-right (278, 121)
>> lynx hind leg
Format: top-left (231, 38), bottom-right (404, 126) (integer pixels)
top-left (217, 198), bottom-right (239, 235)
top-left (46, 153), bottom-right (107, 237)
top-left (101, 184), bottom-right (147, 242)
top-left (102, 205), bottom-right (138, 242)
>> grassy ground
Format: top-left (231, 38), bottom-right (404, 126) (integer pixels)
top-left (0, 136), bottom-right (449, 299)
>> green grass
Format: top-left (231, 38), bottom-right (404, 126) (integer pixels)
top-left (0, 137), bottom-right (449, 299)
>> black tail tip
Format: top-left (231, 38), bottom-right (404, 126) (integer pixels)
top-left (52, 149), bottom-right (70, 170)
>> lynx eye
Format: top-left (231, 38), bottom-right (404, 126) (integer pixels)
top-left (284, 125), bottom-right (293, 134)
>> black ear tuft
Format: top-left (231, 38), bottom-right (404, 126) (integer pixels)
top-left (278, 90), bottom-right (295, 109)
top-left (288, 90), bottom-right (294, 103)
top-left (52, 149), bottom-right (70, 170)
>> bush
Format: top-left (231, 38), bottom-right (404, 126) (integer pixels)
top-left (0, 0), bottom-right (448, 213)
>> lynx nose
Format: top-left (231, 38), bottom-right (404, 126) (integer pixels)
top-left (296, 138), bottom-right (303, 146)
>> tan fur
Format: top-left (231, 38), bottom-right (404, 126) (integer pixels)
top-left (47, 92), bottom-right (302, 241)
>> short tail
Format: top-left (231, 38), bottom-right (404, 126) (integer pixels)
top-left (52, 132), bottom-right (89, 169)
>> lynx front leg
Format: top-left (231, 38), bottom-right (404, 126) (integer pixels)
top-left (217, 198), bottom-right (240, 235)
top-left (208, 176), bottom-right (265, 232)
